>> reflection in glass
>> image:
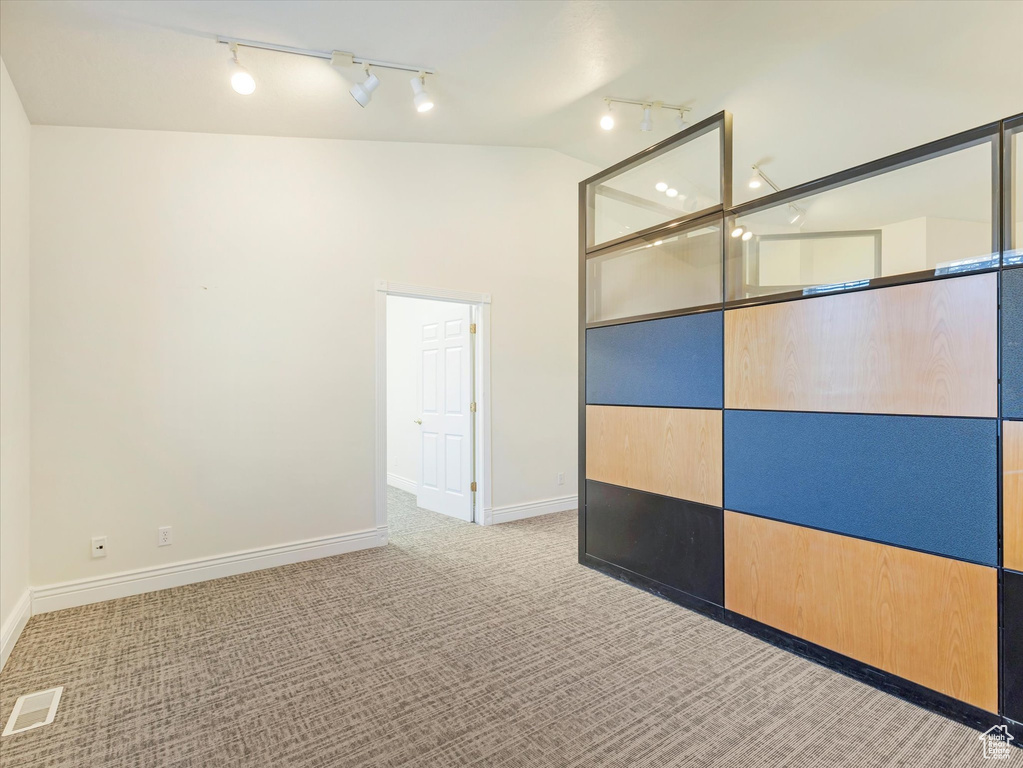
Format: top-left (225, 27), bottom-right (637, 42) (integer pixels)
top-left (726, 139), bottom-right (996, 301)
top-left (587, 127), bottom-right (722, 249)
top-left (586, 218), bottom-right (722, 323)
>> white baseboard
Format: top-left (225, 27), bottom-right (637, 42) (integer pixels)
top-left (32, 528), bottom-right (386, 615)
top-left (386, 473), bottom-right (417, 495)
top-left (1, 589), bottom-right (32, 671)
top-left (485, 494), bottom-right (577, 525)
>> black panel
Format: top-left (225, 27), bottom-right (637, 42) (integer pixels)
top-left (585, 480), bottom-right (723, 605)
top-left (1005, 570), bottom-right (1023, 722)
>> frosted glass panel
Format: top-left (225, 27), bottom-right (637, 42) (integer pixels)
top-left (586, 218), bottom-right (722, 323)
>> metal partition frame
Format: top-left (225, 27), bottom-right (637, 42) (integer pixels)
top-left (578, 110), bottom-right (1023, 736)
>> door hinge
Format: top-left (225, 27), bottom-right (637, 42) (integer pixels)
top-left (469, 323), bottom-right (477, 334)
top-left (471, 481), bottom-right (477, 492)
top-left (470, 401), bottom-right (477, 412)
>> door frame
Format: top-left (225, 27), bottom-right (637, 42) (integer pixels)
top-left (375, 280), bottom-right (493, 538)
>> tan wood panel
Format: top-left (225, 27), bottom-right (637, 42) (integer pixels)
top-left (586, 405), bottom-right (722, 507)
top-left (724, 511), bottom-right (998, 712)
top-left (724, 273), bottom-right (998, 417)
top-left (1006, 421), bottom-right (1023, 571)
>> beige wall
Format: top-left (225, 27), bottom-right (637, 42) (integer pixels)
top-left (0, 58), bottom-right (32, 664)
top-left (30, 126), bottom-right (593, 585)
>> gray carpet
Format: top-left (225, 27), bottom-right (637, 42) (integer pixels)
top-left (1, 487), bottom-right (1018, 767)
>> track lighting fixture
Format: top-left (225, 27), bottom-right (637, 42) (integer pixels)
top-left (746, 164), bottom-right (808, 228)
top-left (599, 97), bottom-right (692, 134)
top-left (600, 100), bottom-right (615, 130)
top-left (350, 66), bottom-right (380, 107)
top-left (216, 36), bottom-right (435, 114)
top-left (748, 164), bottom-right (786, 194)
top-left (731, 226), bottom-right (746, 238)
top-left (410, 73), bottom-right (434, 112)
top-left (228, 44), bottom-right (255, 95)
top-left (666, 188), bottom-right (679, 198)
top-left (655, 182), bottom-right (668, 192)
top-left (640, 106), bottom-right (653, 132)
top-left (742, 230), bottom-right (753, 241)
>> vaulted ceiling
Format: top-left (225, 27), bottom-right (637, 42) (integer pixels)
top-left (2, 0), bottom-right (1020, 196)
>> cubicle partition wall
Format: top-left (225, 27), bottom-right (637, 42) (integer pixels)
top-left (579, 111), bottom-right (1023, 736)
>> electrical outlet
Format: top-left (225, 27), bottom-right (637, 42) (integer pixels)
top-left (557, 472), bottom-right (565, 486)
top-left (158, 526), bottom-right (173, 547)
top-left (91, 536), bottom-right (107, 558)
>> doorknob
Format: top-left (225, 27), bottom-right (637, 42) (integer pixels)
top-left (413, 418), bottom-right (422, 425)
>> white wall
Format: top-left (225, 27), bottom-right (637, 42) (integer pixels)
top-left (386, 295), bottom-right (470, 492)
top-left (30, 126), bottom-right (592, 587)
top-left (0, 58), bottom-right (32, 665)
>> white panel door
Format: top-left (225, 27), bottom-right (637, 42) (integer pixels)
top-left (416, 303), bottom-right (472, 521)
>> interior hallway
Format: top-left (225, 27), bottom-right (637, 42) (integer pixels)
top-left (0, 488), bottom-right (1014, 767)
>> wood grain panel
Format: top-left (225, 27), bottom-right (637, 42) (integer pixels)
top-left (724, 273), bottom-right (997, 417)
top-left (1006, 420), bottom-right (1023, 571)
top-left (586, 405), bottom-right (722, 507)
top-left (724, 511), bottom-right (998, 712)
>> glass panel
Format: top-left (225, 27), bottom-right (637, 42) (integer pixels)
top-left (586, 216), bottom-right (722, 324)
top-left (587, 126), bottom-right (722, 249)
top-left (726, 139), bottom-right (996, 302)
top-left (1008, 122), bottom-right (1023, 266)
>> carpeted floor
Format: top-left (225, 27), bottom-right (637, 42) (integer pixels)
top-left (1, 487), bottom-right (1018, 767)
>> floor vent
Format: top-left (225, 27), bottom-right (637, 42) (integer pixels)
top-left (2, 687), bottom-right (63, 736)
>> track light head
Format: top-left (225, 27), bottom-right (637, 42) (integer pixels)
top-left (674, 110), bottom-right (689, 131)
top-left (731, 226), bottom-right (745, 238)
top-left (229, 45), bottom-right (255, 96)
top-left (350, 68), bottom-right (380, 108)
top-left (748, 167), bottom-right (765, 190)
top-left (410, 74), bottom-right (434, 112)
top-left (655, 182), bottom-right (668, 192)
top-left (639, 106), bottom-right (653, 132)
top-left (666, 188), bottom-right (678, 198)
top-left (600, 100), bottom-right (614, 130)
top-left (742, 230), bottom-right (754, 241)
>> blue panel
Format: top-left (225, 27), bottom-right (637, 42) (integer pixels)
top-left (723, 410), bottom-right (997, 565)
top-left (586, 312), bottom-right (723, 408)
top-left (1004, 268), bottom-right (1023, 419)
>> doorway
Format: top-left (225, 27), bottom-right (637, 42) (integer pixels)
top-left (374, 281), bottom-right (491, 538)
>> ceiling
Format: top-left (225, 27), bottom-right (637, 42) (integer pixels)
top-left (1, 0), bottom-right (1021, 192)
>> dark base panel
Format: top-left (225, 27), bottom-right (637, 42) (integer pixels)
top-left (581, 553), bottom-right (725, 622)
top-left (579, 554), bottom-right (1010, 741)
top-left (585, 480), bottom-right (724, 605)
top-left (1006, 719), bottom-right (1023, 746)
